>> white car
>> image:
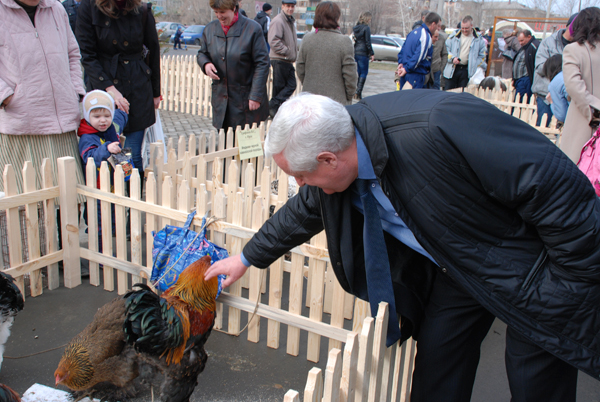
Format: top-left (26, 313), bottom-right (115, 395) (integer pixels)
top-left (371, 35), bottom-right (404, 62)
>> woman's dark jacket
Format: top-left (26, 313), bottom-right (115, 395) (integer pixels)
top-left (353, 23), bottom-right (373, 57)
top-left (76, 0), bottom-right (160, 132)
top-left (196, 14), bottom-right (269, 130)
top-left (243, 90), bottom-right (600, 378)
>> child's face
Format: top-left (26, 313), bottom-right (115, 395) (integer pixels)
top-left (89, 108), bottom-right (112, 132)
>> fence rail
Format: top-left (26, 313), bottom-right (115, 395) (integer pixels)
top-left (159, 54), bottom-right (303, 119)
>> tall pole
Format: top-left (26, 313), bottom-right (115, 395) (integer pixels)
top-left (437, 0), bottom-right (445, 18)
top-left (542, 0), bottom-right (553, 39)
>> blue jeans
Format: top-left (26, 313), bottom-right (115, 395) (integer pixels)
top-left (514, 76), bottom-right (532, 103)
top-left (355, 55), bottom-right (369, 79)
top-left (536, 96), bottom-right (553, 127)
top-left (124, 129), bottom-right (144, 174)
top-left (429, 71), bottom-right (441, 90)
top-left (400, 73), bottom-right (426, 89)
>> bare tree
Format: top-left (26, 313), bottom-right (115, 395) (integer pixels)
top-left (173, 0), bottom-right (212, 25)
top-left (394, 0), bottom-right (428, 36)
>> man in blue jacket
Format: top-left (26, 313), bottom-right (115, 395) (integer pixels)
top-left (206, 91), bottom-right (600, 401)
top-left (396, 12), bottom-right (442, 89)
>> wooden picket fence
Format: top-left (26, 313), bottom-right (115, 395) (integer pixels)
top-left (284, 302), bottom-right (417, 402)
top-left (159, 54), bottom-right (303, 117)
top-left (448, 86), bottom-right (562, 143)
top-left (0, 160), bottom-right (62, 298)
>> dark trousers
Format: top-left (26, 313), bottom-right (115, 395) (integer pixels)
top-left (428, 71), bottom-right (441, 90)
top-left (355, 55), bottom-right (370, 79)
top-left (515, 76), bottom-right (532, 103)
top-left (444, 64), bottom-right (469, 90)
top-left (536, 96), bottom-right (554, 127)
top-left (400, 73), bottom-right (426, 89)
top-left (410, 271), bottom-right (578, 402)
top-left (269, 60), bottom-right (297, 115)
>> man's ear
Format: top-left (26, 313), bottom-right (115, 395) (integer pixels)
top-left (316, 152), bottom-right (338, 168)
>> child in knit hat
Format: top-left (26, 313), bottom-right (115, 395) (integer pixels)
top-left (78, 90), bottom-right (129, 249)
top-left (78, 90), bottom-right (129, 179)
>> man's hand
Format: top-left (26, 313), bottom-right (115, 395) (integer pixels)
top-left (205, 63), bottom-right (220, 80)
top-left (453, 57), bottom-right (460, 65)
top-left (370, 55), bottom-right (375, 62)
top-left (545, 92), bottom-right (553, 104)
top-left (204, 254), bottom-right (249, 288)
top-left (107, 141), bottom-right (122, 154)
top-left (249, 100), bottom-right (260, 111)
top-left (154, 96), bottom-right (161, 109)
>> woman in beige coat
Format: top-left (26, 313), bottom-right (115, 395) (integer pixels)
top-left (296, 1), bottom-right (357, 105)
top-left (560, 7), bottom-right (600, 163)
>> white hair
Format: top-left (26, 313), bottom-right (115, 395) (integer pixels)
top-left (265, 93), bottom-right (355, 173)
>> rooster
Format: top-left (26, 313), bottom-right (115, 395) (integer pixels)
top-left (55, 255), bottom-right (219, 402)
top-left (0, 383), bottom-right (21, 402)
top-left (0, 272), bottom-right (24, 371)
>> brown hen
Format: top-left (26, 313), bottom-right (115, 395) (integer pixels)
top-left (54, 255), bottom-right (218, 402)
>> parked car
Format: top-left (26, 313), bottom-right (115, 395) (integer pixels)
top-left (371, 35), bottom-right (403, 61)
top-left (170, 25), bottom-right (205, 46)
top-left (157, 21), bottom-right (185, 41)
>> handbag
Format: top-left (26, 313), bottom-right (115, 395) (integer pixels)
top-left (577, 127), bottom-right (600, 196)
top-left (502, 48), bottom-right (517, 61)
top-left (141, 109), bottom-right (167, 170)
top-left (151, 211), bottom-right (228, 292)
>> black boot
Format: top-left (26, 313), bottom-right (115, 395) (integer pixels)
top-left (354, 77), bottom-right (366, 100)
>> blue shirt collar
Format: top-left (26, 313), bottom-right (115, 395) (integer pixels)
top-left (355, 127), bottom-right (376, 180)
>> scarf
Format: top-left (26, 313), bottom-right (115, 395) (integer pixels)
top-left (221, 11), bottom-right (239, 36)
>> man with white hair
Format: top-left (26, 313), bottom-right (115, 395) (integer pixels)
top-left (206, 91), bottom-right (600, 401)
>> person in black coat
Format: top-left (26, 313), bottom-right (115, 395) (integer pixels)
top-left (206, 91), bottom-right (600, 401)
top-left (513, 29), bottom-right (540, 102)
top-left (61, 0), bottom-right (80, 34)
top-left (352, 11), bottom-right (374, 100)
top-left (254, 2), bottom-right (272, 49)
top-left (196, 0), bottom-right (269, 132)
top-left (76, 0), bottom-right (161, 176)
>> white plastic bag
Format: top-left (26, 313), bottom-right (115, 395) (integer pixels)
top-left (468, 67), bottom-right (486, 87)
top-left (141, 110), bottom-right (167, 170)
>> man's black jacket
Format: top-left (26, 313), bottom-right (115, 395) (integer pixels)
top-left (243, 90), bottom-right (600, 378)
top-left (254, 11), bottom-right (269, 44)
top-left (515, 37), bottom-right (540, 80)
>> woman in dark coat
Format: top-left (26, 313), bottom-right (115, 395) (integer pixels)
top-left (352, 11), bottom-right (374, 100)
top-left (196, 0), bottom-right (270, 132)
top-left (76, 0), bottom-right (161, 175)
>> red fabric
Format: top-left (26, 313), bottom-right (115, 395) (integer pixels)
top-left (220, 11), bottom-right (239, 36)
top-left (77, 119), bottom-right (99, 136)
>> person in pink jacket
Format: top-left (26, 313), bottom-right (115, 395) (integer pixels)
top-left (0, 0), bottom-right (86, 195)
